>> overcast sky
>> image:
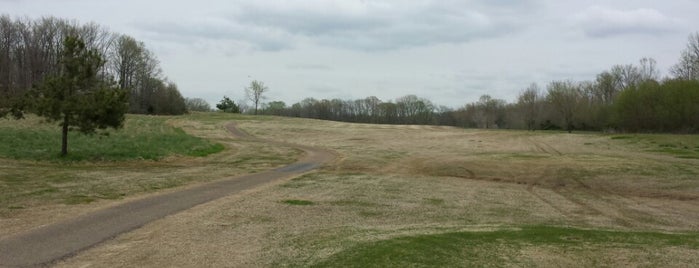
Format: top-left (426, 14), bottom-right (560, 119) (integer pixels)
top-left (3, 0), bottom-right (698, 107)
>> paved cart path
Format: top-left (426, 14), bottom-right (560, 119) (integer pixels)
top-left (0, 122), bottom-right (335, 267)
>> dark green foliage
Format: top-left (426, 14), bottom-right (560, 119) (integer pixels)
top-left (216, 95), bottom-right (240, 113)
top-left (615, 80), bottom-right (699, 132)
top-left (32, 35), bottom-right (129, 156)
top-left (0, 95), bottom-right (27, 119)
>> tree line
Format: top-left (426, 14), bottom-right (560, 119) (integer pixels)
top-left (0, 15), bottom-right (186, 117)
top-left (256, 33), bottom-right (699, 133)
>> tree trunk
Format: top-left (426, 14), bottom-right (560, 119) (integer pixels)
top-left (61, 113), bottom-right (68, 156)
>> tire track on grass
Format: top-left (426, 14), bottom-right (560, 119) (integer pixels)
top-left (0, 122), bottom-right (335, 268)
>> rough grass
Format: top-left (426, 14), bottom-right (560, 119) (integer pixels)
top-left (282, 199), bottom-right (315, 206)
top-left (610, 134), bottom-right (699, 159)
top-left (47, 116), bottom-right (699, 267)
top-left (0, 115), bottom-right (224, 161)
top-left (309, 226), bottom-right (699, 268)
top-left (0, 113), bottom-right (300, 237)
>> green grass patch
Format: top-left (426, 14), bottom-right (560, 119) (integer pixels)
top-left (309, 226), bottom-right (699, 268)
top-left (610, 135), bottom-right (634, 140)
top-left (64, 194), bottom-right (96, 205)
top-left (358, 210), bottom-right (383, 217)
top-left (187, 143), bottom-right (225, 157)
top-left (610, 134), bottom-right (699, 159)
top-left (282, 199), bottom-right (315, 206)
top-left (0, 115), bottom-right (224, 161)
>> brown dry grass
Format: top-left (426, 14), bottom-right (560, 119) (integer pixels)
top-left (0, 114), bottom-right (299, 238)
top-left (51, 116), bottom-right (699, 267)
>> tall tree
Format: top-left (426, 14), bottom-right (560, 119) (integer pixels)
top-left (263, 101), bottom-right (286, 115)
top-left (185, 97), bottom-right (211, 112)
top-left (517, 83), bottom-right (541, 130)
top-left (110, 35), bottom-right (144, 91)
top-left (546, 80), bottom-right (581, 133)
top-left (476, 95), bottom-right (505, 128)
top-left (0, 16), bottom-right (185, 116)
top-left (671, 32), bottom-right (699, 81)
top-left (245, 80), bottom-right (268, 115)
top-left (594, 71), bottom-right (620, 104)
top-left (610, 64), bottom-right (641, 90)
top-left (638, 57), bottom-right (660, 82)
top-left (33, 35), bottom-right (128, 156)
top-left (151, 81), bottom-right (186, 115)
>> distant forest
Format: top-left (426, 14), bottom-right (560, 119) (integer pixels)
top-left (2, 16), bottom-right (698, 133)
top-left (257, 34), bottom-right (699, 133)
top-left (0, 16), bottom-right (186, 117)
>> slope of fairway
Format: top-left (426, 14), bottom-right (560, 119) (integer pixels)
top-left (0, 113), bottom-right (300, 238)
top-left (310, 226), bottom-right (699, 267)
top-left (0, 115), bottom-right (223, 161)
top-left (54, 116), bottom-right (699, 267)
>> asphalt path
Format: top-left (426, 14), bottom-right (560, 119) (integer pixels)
top-left (0, 122), bottom-right (334, 267)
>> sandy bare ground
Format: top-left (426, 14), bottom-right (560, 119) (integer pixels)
top-left (54, 117), bottom-right (699, 267)
top-left (0, 122), bottom-right (334, 267)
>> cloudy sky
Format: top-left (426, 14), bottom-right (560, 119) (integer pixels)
top-left (3, 0), bottom-right (698, 107)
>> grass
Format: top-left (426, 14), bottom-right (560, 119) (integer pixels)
top-left (609, 134), bottom-right (699, 159)
top-left (233, 119), bottom-right (699, 266)
top-left (308, 226), bottom-right (699, 267)
top-left (0, 115), bottom-right (224, 161)
top-left (0, 113), bottom-right (300, 232)
top-left (282, 199), bottom-right (315, 206)
top-left (10, 115), bottom-right (699, 267)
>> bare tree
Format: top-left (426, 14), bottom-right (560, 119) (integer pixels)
top-left (245, 80), bottom-right (268, 115)
top-left (610, 64), bottom-right (641, 90)
top-left (0, 15), bottom-right (186, 117)
top-left (671, 32), bottom-right (699, 80)
top-left (186, 97), bottom-right (212, 112)
top-left (395, 95), bottom-right (434, 124)
top-left (546, 80), bottom-right (581, 133)
top-left (109, 35), bottom-right (167, 114)
top-left (517, 83), bottom-right (541, 130)
top-left (638, 57), bottom-right (660, 82)
top-left (475, 95), bottom-right (506, 128)
top-left (594, 71), bottom-right (620, 104)
top-left (110, 35), bottom-right (144, 91)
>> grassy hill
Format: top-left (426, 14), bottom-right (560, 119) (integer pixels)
top-left (2, 113), bottom-right (698, 267)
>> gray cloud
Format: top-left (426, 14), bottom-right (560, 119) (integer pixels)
top-left (137, 18), bottom-right (294, 51)
top-left (5, 0), bottom-right (696, 108)
top-left (286, 64), bottom-right (334, 71)
top-left (134, 0), bottom-right (534, 51)
top-left (573, 6), bottom-right (681, 38)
